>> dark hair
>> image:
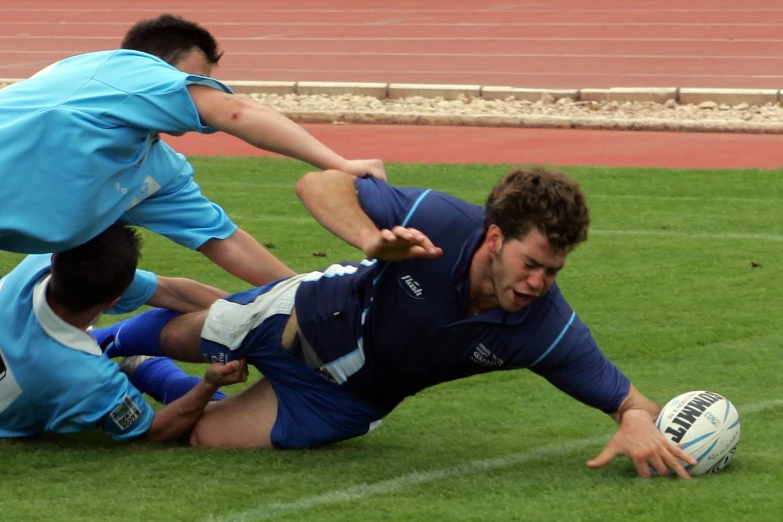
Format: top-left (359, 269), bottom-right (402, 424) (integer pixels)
top-left (484, 165), bottom-right (590, 250)
top-left (121, 13), bottom-right (222, 66)
top-left (49, 225), bottom-right (142, 312)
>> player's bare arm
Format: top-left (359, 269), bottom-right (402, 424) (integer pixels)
top-left (147, 276), bottom-right (228, 313)
top-left (144, 359), bottom-right (248, 443)
top-left (295, 169), bottom-right (442, 260)
top-left (188, 85), bottom-right (387, 181)
top-left (198, 228), bottom-right (295, 286)
top-left (587, 385), bottom-right (698, 479)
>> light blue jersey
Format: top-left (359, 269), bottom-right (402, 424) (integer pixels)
top-left (0, 255), bottom-right (159, 440)
top-left (0, 49), bottom-right (237, 254)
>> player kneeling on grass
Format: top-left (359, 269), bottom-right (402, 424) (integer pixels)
top-left (93, 167), bottom-right (697, 477)
top-left (0, 224), bottom-right (247, 442)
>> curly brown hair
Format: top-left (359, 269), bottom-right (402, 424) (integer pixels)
top-left (484, 165), bottom-right (590, 250)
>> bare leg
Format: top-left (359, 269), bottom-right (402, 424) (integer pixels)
top-left (189, 378), bottom-right (278, 448)
top-left (158, 310), bottom-right (209, 362)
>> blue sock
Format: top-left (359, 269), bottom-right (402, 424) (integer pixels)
top-left (92, 309), bottom-right (181, 358)
top-left (130, 357), bottom-right (226, 404)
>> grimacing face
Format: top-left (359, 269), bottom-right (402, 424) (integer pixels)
top-left (488, 225), bottom-right (568, 312)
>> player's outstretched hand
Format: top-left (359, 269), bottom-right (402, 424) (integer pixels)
top-left (340, 159), bottom-right (387, 182)
top-left (204, 359), bottom-right (249, 388)
top-left (363, 226), bottom-right (443, 261)
top-left (586, 408), bottom-right (697, 479)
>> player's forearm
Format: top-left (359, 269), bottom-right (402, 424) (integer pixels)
top-left (610, 385), bottom-right (661, 423)
top-left (144, 379), bottom-right (219, 443)
top-left (198, 228), bottom-right (295, 286)
top-left (191, 86), bottom-right (347, 170)
top-left (147, 276), bottom-right (228, 313)
top-left (295, 170), bottom-right (380, 253)
top-left (236, 102), bottom-right (347, 170)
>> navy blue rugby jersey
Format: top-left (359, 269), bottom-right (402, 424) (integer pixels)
top-left (295, 177), bottom-right (630, 414)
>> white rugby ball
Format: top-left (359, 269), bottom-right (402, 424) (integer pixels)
top-left (656, 390), bottom-right (740, 475)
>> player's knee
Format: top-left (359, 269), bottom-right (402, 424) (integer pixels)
top-left (160, 313), bottom-right (203, 358)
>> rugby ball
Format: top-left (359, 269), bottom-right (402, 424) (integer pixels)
top-left (656, 390), bottom-right (740, 475)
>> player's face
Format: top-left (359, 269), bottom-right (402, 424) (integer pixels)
top-left (489, 226), bottom-right (568, 312)
top-left (175, 48), bottom-right (214, 77)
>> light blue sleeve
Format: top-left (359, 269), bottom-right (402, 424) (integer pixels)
top-left (119, 143), bottom-right (237, 250)
top-left (1, 254), bottom-right (53, 279)
top-left (95, 50), bottom-right (233, 135)
top-left (51, 363), bottom-right (154, 441)
top-left (107, 269), bottom-right (159, 315)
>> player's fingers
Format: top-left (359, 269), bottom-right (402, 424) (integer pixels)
top-left (404, 228), bottom-right (442, 255)
top-left (668, 444), bottom-right (698, 467)
top-left (632, 456), bottom-right (652, 478)
top-left (586, 444), bottom-right (619, 469)
top-left (408, 245), bottom-right (443, 259)
top-left (662, 451), bottom-right (692, 479)
top-left (648, 453), bottom-right (669, 478)
top-left (390, 226), bottom-right (416, 242)
top-left (369, 162), bottom-right (387, 181)
top-left (379, 229), bottom-right (398, 243)
top-left (219, 360), bottom-right (241, 374)
top-left (404, 227), bottom-right (426, 240)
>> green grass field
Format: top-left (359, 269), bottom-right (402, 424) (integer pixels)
top-left (2, 158), bottom-right (782, 522)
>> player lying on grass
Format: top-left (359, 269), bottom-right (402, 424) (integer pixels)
top-left (0, 13), bottom-right (384, 286)
top-left (92, 166), bottom-right (698, 477)
top-left (0, 224), bottom-right (247, 442)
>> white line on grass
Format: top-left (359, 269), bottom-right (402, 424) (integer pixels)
top-left (206, 436), bottom-right (606, 522)
top-left (205, 399), bottom-right (783, 522)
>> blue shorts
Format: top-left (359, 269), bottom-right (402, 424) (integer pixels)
top-left (199, 275), bottom-right (385, 449)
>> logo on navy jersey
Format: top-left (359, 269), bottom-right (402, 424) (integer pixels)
top-left (110, 395), bottom-right (143, 431)
top-left (471, 343), bottom-right (504, 367)
top-left (205, 352), bottom-right (229, 365)
top-left (399, 275), bottom-right (424, 299)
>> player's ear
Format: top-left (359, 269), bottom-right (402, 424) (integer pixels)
top-left (103, 296), bottom-right (122, 312)
top-left (486, 225), bottom-right (504, 255)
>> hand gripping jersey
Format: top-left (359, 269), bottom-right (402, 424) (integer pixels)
top-left (0, 50), bottom-right (236, 254)
top-left (0, 255), bottom-right (159, 440)
top-left (295, 178), bottom-right (631, 414)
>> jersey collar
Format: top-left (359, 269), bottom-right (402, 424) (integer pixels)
top-left (452, 229), bottom-right (484, 284)
top-left (32, 275), bottom-right (102, 356)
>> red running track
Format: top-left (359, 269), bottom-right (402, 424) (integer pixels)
top-left (3, 0), bottom-right (783, 88)
top-left (165, 125), bottom-right (783, 170)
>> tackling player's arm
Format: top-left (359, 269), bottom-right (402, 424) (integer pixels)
top-left (121, 165), bottom-right (294, 287)
top-left (295, 169), bottom-right (442, 261)
top-left (93, 359), bottom-right (247, 443)
top-left (145, 275), bottom-right (228, 314)
top-left (108, 269), bottom-right (228, 315)
top-left (143, 359), bottom-right (247, 443)
top-left (187, 85), bottom-right (386, 181)
top-left (197, 228), bottom-right (295, 286)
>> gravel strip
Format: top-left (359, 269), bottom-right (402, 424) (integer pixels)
top-left (3, 81), bottom-right (783, 132)
top-left (245, 92), bottom-right (783, 133)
